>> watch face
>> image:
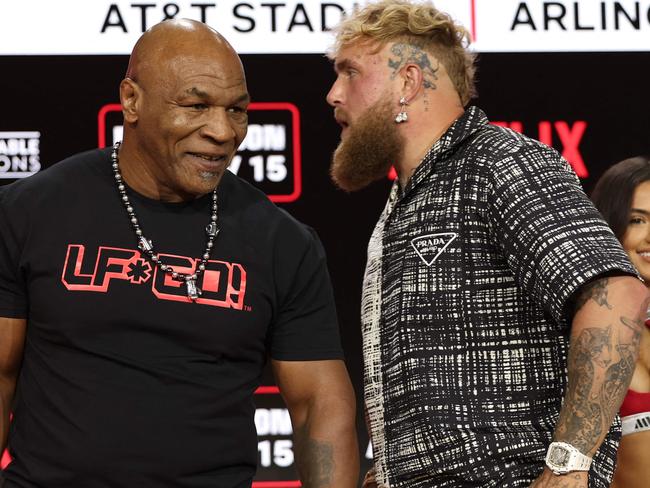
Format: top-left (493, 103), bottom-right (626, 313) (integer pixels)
top-left (549, 446), bottom-right (570, 466)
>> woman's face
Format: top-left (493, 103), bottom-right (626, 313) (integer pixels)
top-left (622, 180), bottom-right (650, 283)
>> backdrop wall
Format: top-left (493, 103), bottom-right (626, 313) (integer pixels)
top-left (1, 1), bottom-right (650, 485)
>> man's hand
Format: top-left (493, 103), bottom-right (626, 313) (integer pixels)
top-left (362, 466), bottom-right (378, 488)
top-left (529, 468), bottom-right (587, 487)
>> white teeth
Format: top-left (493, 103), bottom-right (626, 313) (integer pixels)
top-left (638, 252), bottom-right (650, 257)
top-left (195, 154), bottom-right (219, 161)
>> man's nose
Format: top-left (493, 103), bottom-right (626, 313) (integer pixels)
top-left (200, 109), bottom-right (237, 142)
top-left (326, 77), bottom-right (343, 107)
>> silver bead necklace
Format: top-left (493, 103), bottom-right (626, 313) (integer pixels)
top-left (110, 141), bottom-right (219, 301)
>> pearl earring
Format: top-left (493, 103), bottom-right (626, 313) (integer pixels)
top-left (395, 97), bottom-right (408, 124)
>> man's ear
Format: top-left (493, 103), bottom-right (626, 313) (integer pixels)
top-left (400, 63), bottom-right (425, 101)
top-left (120, 78), bottom-right (140, 124)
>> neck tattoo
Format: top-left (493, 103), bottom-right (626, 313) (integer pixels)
top-left (110, 141), bottom-right (219, 302)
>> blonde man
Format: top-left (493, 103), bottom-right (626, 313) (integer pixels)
top-left (326, 1), bottom-right (648, 487)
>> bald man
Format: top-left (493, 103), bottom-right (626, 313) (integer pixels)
top-left (0, 20), bottom-right (358, 487)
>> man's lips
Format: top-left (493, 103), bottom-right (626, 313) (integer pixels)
top-left (335, 118), bottom-right (350, 139)
top-left (188, 152), bottom-right (226, 162)
top-left (187, 152), bottom-right (228, 171)
top-left (334, 108), bottom-right (349, 129)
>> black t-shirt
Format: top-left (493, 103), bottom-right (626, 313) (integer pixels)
top-left (0, 148), bottom-right (343, 487)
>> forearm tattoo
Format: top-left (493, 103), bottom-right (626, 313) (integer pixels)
top-left (538, 472), bottom-right (583, 488)
top-left (293, 424), bottom-right (334, 488)
top-left (388, 43), bottom-right (439, 90)
top-left (555, 279), bottom-right (642, 453)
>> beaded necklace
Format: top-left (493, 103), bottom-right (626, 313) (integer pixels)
top-left (110, 141), bottom-right (219, 301)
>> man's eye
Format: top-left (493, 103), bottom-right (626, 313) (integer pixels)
top-left (189, 103), bottom-right (208, 110)
top-left (228, 106), bottom-right (247, 114)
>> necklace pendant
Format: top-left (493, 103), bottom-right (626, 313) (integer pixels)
top-left (186, 279), bottom-right (201, 301)
top-left (112, 143), bottom-right (218, 306)
top-left (138, 237), bottom-right (153, 252)
top-left (206, 222), bottom-right (219, 237)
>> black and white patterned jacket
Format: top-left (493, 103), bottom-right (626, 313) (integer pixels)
top-left (362, 106), bottom-right (636, 488)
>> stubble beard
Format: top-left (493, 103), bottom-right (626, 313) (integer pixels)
top-left (199, 171), bottom-right (219, 181)
top-left (330, 97), bottom-right (404, 192)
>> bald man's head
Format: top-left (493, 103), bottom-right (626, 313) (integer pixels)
top-left (117, 19), bottom-right (250, 202)
top-left (126, 19), bottom-right (239, 83)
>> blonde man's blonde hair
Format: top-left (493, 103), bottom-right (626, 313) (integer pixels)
top-left (330, 0), bottom-right (477, 105)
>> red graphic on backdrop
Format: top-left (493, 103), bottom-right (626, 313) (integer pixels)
top-left (387, 119), bottom-right (589, 181)
top-left (61, 244), bottom-right (248, 309)
top-left (470, 0), bottom-right (477, 41)
top-left (1, 447), bottom-right (10, 469)
top-left (97, 102), bottom-right (302, 203)
top-left (253, 386), bottom-right (301, 488)
top-left (254, 481), bottom-right (301, 487)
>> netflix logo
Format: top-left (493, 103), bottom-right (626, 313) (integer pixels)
top-left (388, 119), bottom-right (589, 181)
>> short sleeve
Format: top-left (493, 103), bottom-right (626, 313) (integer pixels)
top-left (269, 218), bottom-right (343, 361)
top-left (0, 186), bottom-right (28, 318)
top-left (488, 143), bottom-right (637, 324)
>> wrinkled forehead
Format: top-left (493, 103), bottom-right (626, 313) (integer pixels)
top-left (169, 48), bottom-right (244, 76)
top-left (140, 47), bottom-right (247, 91)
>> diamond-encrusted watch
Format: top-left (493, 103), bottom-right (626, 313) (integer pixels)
top-left (545, 442), bottom-right (592, 475)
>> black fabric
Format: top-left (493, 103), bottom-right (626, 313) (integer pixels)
top-left (0, 148), bottom-right (342, 487)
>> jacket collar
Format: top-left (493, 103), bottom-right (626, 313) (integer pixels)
top-left (400, 106), bottom-right (489, 199)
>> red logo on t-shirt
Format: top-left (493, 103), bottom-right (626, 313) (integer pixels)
top-left (61, 244), bottom-right (247, 310)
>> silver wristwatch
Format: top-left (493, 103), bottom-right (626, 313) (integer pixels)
top-left (545, 442), bottom-right (592, 475)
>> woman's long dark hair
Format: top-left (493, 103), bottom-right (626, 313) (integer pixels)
top-left (591, 156), bottom-right (650, 241)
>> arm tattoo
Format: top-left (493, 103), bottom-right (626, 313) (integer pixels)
top-left (555, 315), bottom-right (641, 453)
top-left (549, 473), bottom-right (583, 488)
top-left (293, 424), bottom-right (334, 488)
top-left (556, 327), bottom-right (607, 450)
top-left (620, 315), bottom-right (643, 333)
top-left (388, 43), bottom-right (439, 90)
top-left (573, 277), bottom-right (613, 314)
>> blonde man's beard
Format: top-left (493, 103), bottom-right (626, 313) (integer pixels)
top-left (330, 97), bottom-right (404, 192)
